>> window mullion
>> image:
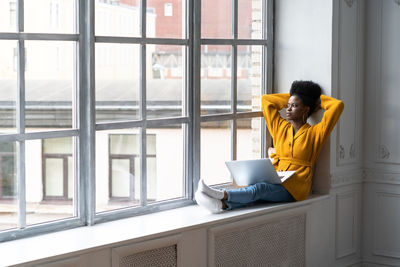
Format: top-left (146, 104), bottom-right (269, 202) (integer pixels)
top-left (263, 0), bottom-right (274, 156)
top-left (80, 0), bottom-right (96, 225)
top-left (231, 0), bottom-right (238, 161)
top-left (16, 0), bottom-right (26, 230)
top-left (192, 0), bottom-right (201, 193)
top-left (184, 0), bottom-right (193, 198)
top-left (140, 0), bottom-right (147, 206)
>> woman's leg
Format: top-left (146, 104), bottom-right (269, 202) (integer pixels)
top-left (224, 182), bottom-right (294, 210)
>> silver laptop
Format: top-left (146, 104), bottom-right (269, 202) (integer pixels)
top-left (225, 158), bottom-right (295, 186)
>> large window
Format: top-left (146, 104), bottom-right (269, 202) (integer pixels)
top-left (0, 0), bottom-right (272, 241)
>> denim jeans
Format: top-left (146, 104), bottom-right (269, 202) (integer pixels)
top-left (223, 182), bottom-right (295, 210)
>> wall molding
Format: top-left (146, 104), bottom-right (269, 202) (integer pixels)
top-left (345, 0), bottom-right (356, 8)
top-left (335, 191), bottom-right (359, 259)
top-left (331, 169), bottom-right (363, 188)
top-left (373, 191), bottom-right (400, 259)
top-left (364, 169), bottom-right (400, 185)
top-left (336, 0), bottom-right (361, 167)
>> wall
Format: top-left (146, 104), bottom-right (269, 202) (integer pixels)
top-left (275, 0), bottom-right (364, 266)
top-left (363, 0), bottom-right (400, 266)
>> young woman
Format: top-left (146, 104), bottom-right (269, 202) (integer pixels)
top-left (196, 80), bottom-right (344, 213)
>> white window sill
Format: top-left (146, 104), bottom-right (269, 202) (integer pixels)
top-left (0, 194), bottom-right (328, 266)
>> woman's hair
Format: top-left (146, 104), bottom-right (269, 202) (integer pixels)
top-left (289, 80), bottom-right (322, 116)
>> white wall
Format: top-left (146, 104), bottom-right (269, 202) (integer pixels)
top-left (363, 0), bottom-right (400, 266)
top-left (275, 0), bottom-right (364, 266)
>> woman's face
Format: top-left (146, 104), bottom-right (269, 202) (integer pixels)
top-left (285, 95), bottom-right (309, 122)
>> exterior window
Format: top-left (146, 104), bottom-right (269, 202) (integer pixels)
top-left (9, 1), bottom-right (16, 28)
top-left (0, 0), bottom-right (271, 241)
top-left (164, 3), bottom-right (173, 17)
top-left (13, 47), bottom-right (27, 71)
top-left (49, 2), bottom-right (60, 29)
top-left (42, 138), bottom-right (73, 201)
top-left (109, 134), bottom-right (156, 203)
top-left (0, 143), bottom-right (16, 199)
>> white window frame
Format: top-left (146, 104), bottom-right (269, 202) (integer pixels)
top-left (0, 0), bottom-right (273, 242)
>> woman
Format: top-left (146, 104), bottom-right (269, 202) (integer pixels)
top-left (196, 80), bottom-right (344, 213)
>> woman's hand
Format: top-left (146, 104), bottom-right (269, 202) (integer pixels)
top-left (314, 98), bottom-right (321, 113)
top-left (268, 147), bottom-right (276, 158)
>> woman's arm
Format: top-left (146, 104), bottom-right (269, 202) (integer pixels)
top-left (261, 93), bottom-right (290, 139)
top-left (314, 95), bottom-right (344, 142)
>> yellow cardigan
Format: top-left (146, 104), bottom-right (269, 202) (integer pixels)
top-left (261, 93), bottom-right (344, 201)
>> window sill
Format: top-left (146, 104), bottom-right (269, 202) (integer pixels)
top-left (0, 194), bottom-right (329, 266)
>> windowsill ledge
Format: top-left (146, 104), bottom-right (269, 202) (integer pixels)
top-left (0, 194), bottom-right (329, 266)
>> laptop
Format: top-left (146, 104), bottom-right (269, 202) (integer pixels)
top-left (225, 158), bottom-right (296, 186)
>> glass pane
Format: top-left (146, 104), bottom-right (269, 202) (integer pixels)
top-left (110, 134), bottom-right (139, 155)
top-left (95, 43), bottom-right (140, 123)
top-left (201, 0), bottom-right (231, 38)
top-left (24, 0), bottom-right (75, 34)
top-left (0, 40), bottom-right (17, 133)
top-left (96, 129), bottom-right (141, 213)
top-left (147, 124), bottom-right (184, 203)
top-left (45, 158), bottom-right (64, 197)
top-left (147, 45), bottom-right (184, 119)
top-left (237, 117), bottom-right (262, 160)
top-left (44, 137), bottom-right (73, 154)
top-left (0, 1), bottom-right (17, 32)
top-left (201, 45), bottom-right (232, 115)
top-left (68, 156), bottom-right (73, 199)
top-left (95, 0), bottom-right (140, 37)
top-left (147, 0), bottom-right (184, 38)
top-left (111, 159), bottom-right (131, 198)
top-left (0, 142), bottom-right (17, 231)
top-left (201, 120), bottom-right (231, 185)
top-left (238, 0), bottom-right (263, 39)
top-left (238, 45), bottom-right (262, 112)
top-left (25, 41), bottom-right (75, 132)
top-left (26, 138), bottom-right (75, 226)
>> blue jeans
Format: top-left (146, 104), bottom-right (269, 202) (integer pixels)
top-left (224, 182), bottom-right (295, 210)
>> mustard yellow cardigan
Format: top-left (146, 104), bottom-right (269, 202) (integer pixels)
top-left (261, 93), bottom-right (344, 201)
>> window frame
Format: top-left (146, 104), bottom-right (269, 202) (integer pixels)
top-left (0, 0), bottom-right (274, 242)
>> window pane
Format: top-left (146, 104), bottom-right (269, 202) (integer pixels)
top-left (0, 1), bottom-right (17, 32)
top-left (24, 0), bottom-right (75, 34)
top-left (237, 117), bottom-right (262, 160)
top-left (43, 137), bottom-right (72, 154)
top-left (201, 0), bottom-right (231, 38)
top-left (26, 138), bottom-right (75, 226)
top-left (147, 45), bottom-right (184, 119)
top-left (111, 159), bottom-right (131, 198)
top-left (147, 125), bottom-right (184, 203)
top-left (201, 45), bottom-right (232, 115)
top-left (96, 43), bottom-right (140, 123)
top-left (45, 158), bottom-right (64, 197)
top-left (0, 40), bottom-right (17, 133)
top-left (0, 142), bottom-right (17, 231)
top-left (238, 0), bottom-right (263, 39)
top-left (95, 0), bottom-right (140, 37)
top-left (147, 0), bottom-right (184, 38)
top-left (201, 120), bottom-right (231, 185)
top-left (238, 45), bottom-right (262, 112)
top-left (96, 129), bottom-right (141, 213)
top-left (25, 41), bottom-right (75, 132)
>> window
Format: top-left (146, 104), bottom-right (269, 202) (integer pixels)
top-left (108, 134), bottom-right (156, 203)
top-left (0, 0), bottom-right (272, 241)
top-left (0, 143), bottom-right (16, 199)
top-left (9, 1), bottom-right (16, 28)
top-left (42, 138), bottom-right (73, 201)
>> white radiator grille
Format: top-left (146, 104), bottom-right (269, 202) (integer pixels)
top-left (119, 244), bottom-right (177, 267)
top-left (214, 214), bottom-right (306, 267)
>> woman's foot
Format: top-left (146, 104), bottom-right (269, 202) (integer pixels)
top-left (195, 190), bottom-right (223, 214)
top-left (198, 179), bottom-right (225, 200)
